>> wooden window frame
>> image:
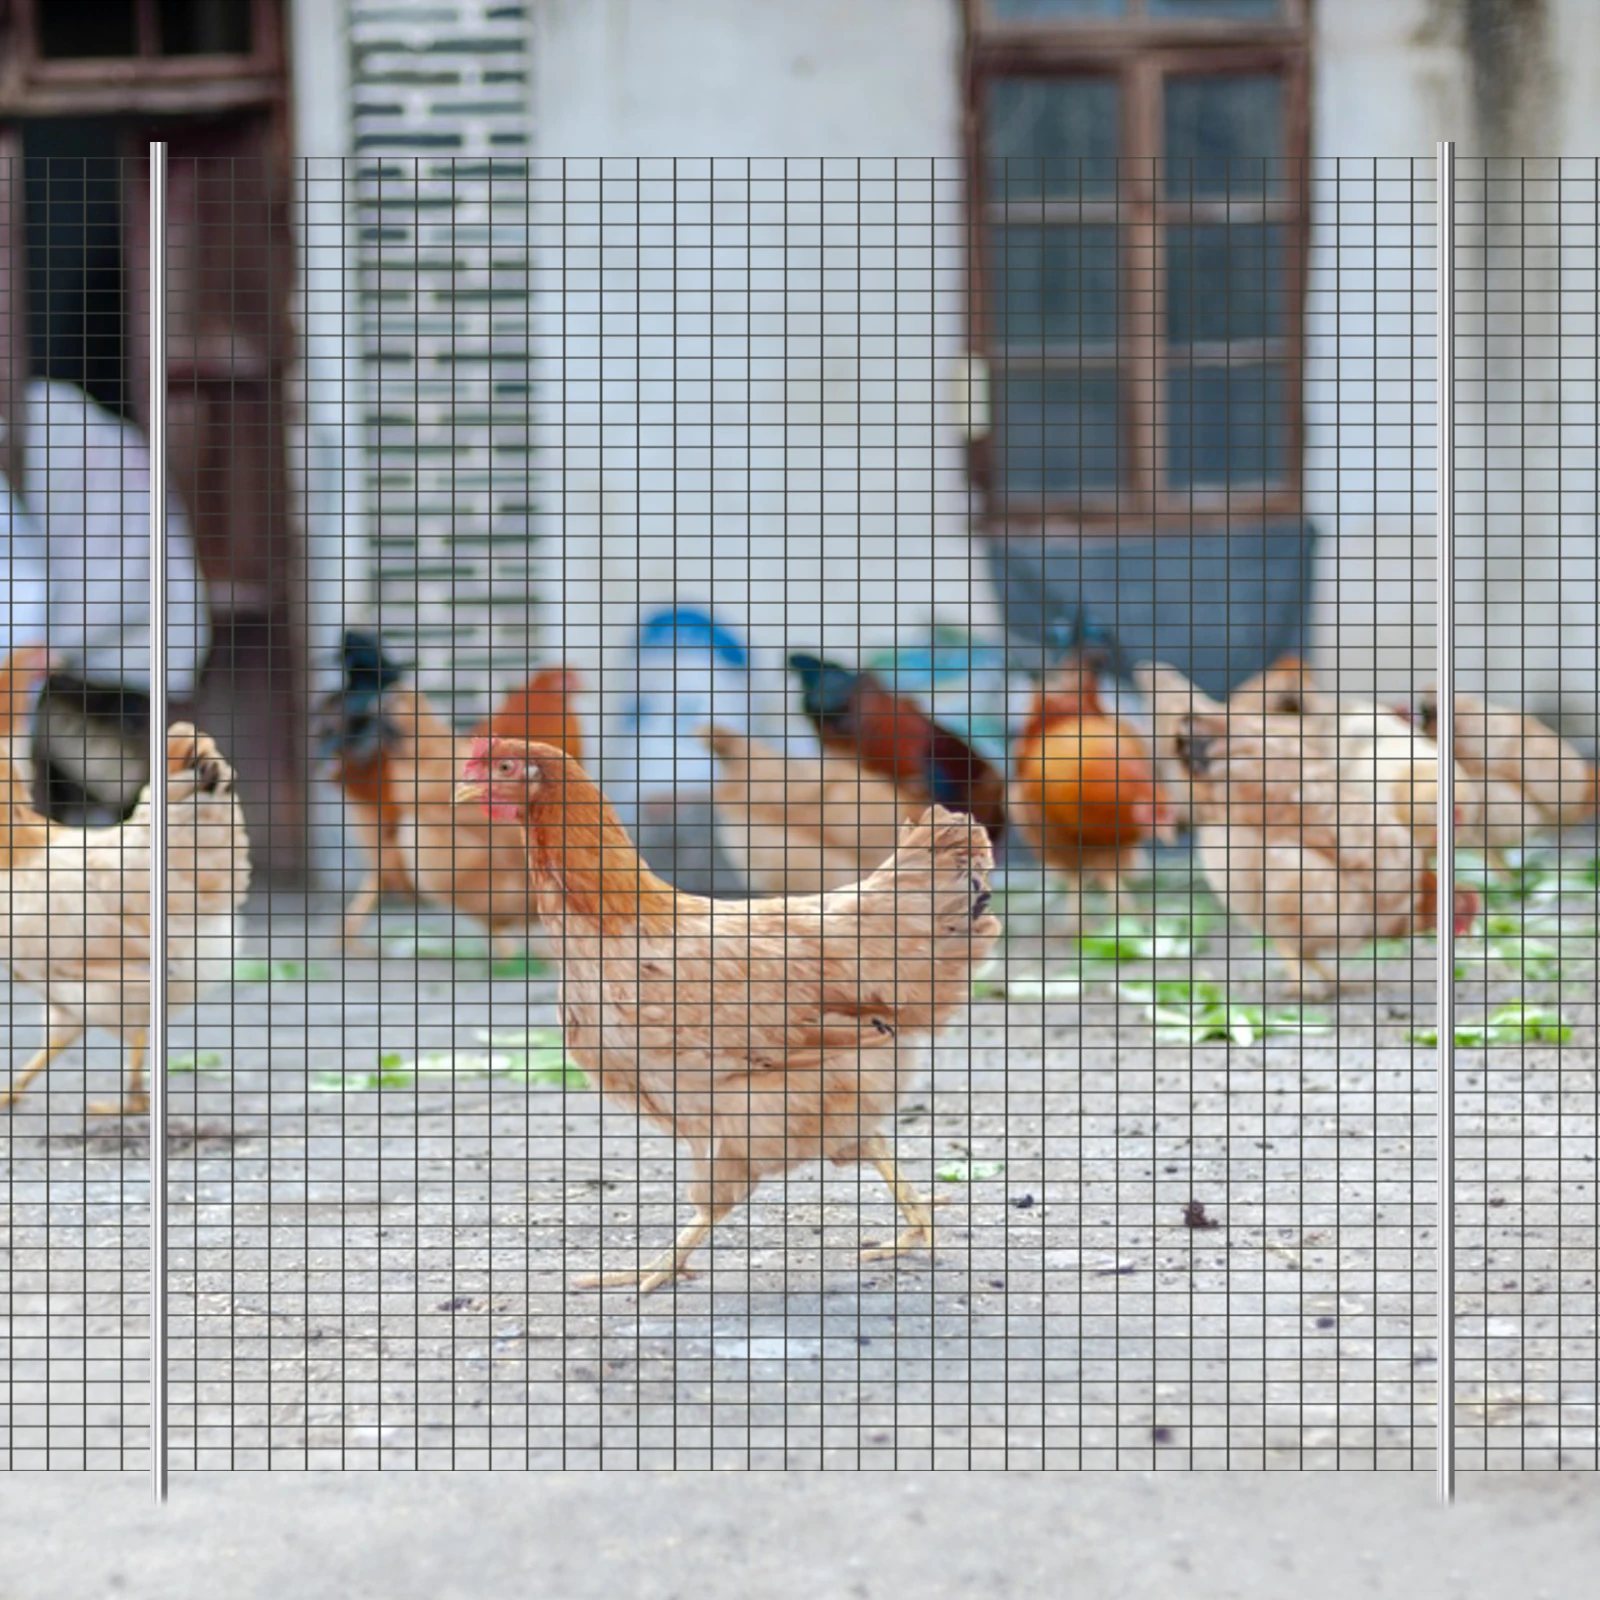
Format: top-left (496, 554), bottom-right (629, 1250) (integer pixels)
top-left (963, 0), bottom-right (1312, 535)
top-left (0, 0), bottom-right (282, 115)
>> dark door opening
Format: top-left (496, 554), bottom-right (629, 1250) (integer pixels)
top-left (7, 112), bottom-right (304, 875)
top-left (22, 119), bottom-right (131, 420)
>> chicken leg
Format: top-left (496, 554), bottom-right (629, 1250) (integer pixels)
top-left (90, 1030), bottom-right (148, 1117)
top-left (575, 1141), bottom-right (754, 1295)
top-left (341, 869), bottom-right (382, 950)
top-left (0, 1013), bottom-right (86, 1110)
top-left (1275, 944), bottom-right (1344, 998)
top-left (859, 1133), bottom-right (944, 1263)
top-left (341, 806), bottom-right (412, 949)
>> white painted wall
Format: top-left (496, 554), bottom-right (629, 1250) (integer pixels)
top-left (1308, 0), bottom-right (1600, 741)
top-left (530, 0), bottom-right (992, 817)
top-left (533, 0), bottom-right (963, 160)
top-left (1301, 0), bottom-right (1460, 709)
top-left (531, 0), bottom-right (1600, 776)
top-left (289, 0), bottom-right (364, 887)
top-left (287, 0), bottom-right (1600, 892)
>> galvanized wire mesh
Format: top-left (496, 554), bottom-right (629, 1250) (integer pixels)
top-left (0, 146), bottom-right (1592, 1479)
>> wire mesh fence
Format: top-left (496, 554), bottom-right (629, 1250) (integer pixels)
top-left (1451, 158), bottom-right (1600, 1472)
top-left (0, 148), bottom-right (1593, 1476)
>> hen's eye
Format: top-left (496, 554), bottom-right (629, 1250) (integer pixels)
top-left (496, 758), bottom-right (516, 776)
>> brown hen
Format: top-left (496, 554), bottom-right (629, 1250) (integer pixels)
top-left (1174, 708), bottom-right (1477, 992)
top-left (1415, 683), bottom-right (1596, 873)
top-left (698, 723), bottom-right (915, 897)
top-left (456, 735), bottom-right (1001, 1294)
top-left (0, 644), bottom-right (53, 793)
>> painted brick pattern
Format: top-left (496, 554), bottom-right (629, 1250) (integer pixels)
top-left (348, 0), bottom-right (540, 723)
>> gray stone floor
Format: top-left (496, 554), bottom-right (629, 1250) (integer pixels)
top-left (1, 874), bottom-right (1595, 1474)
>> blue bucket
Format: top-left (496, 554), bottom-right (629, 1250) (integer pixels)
top-left (616, 605), bottom-right (751, 805)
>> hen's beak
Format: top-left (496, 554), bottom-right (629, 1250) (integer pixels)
top-left (1154, 818), bottom-right (1178, 847)
top-left (1174, 719), bottom-right (1217, 778)
top-left (453, 781), bottom-right (485, 807)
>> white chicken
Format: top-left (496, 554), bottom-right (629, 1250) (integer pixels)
top-left (1, 724), bottom-right (250, 1113)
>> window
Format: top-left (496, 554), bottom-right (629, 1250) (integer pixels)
top-left (966, 0), bottom-right (1309, 527)
top-left (18, 0), bottom-right (262, 67)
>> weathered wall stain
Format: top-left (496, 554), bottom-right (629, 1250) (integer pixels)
top-left (1464, 0), bottom-right (1556, 151)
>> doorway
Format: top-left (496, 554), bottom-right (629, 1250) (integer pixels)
top-left (0, 0), bottom-right (303, 876)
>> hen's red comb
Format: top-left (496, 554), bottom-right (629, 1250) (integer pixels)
top-left (461, 735), bottom-right (497, 780)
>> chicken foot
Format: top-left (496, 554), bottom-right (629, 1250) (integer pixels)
top-left (0, 1014), bottom-right (85, 1110)
top-left (89, 1030), bottom-right (148, 1117)
top-left (858, 1133), bottom-right (945, 1263)
top-left (575, 1139), bottom-right (754, 1294)
top-left (573, 1208), bottom-right (718, 1296)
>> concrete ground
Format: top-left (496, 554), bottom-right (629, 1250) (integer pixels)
top-left (3, 1469), bottom-right (1600, 1599)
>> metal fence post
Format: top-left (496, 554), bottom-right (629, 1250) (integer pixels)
top-left (1434, 136), bottom-right (1457, 1507)
top-left (148, 138), bottom-right (169, 1504)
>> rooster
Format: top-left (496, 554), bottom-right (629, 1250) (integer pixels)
top-left (1011, 617), bottom-right (1175, 896)
top-left (455, 736), bottom-right (1001, 1294)
top-left (312, 630), bottom-right (412, 948)
top-left (1, 724), bottom-right (250, 1112)
top-left (788, 651), bottom-right (1007, 847)
top-left (316, 635), bottom-right (587, 948)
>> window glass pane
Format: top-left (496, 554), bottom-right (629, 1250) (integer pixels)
top-left (991, 225), bottom-right (1118, 348)
top-left (987, 81), bottom-right (1121, 201)
top-left (1167, 364), bottom-right (1286, 488)
top-left (1148, 0), bottom-right (1282, 16)
top-left (996, 370), bottom-right (1120, 496)
top-left (159, 0), bottom-right (255, 55)
top-left (39, 0), bottom-right (138, 58)
top-left (1166, 223), bottom-right (1285, 344)
top-left (992, 0), bottom-right (1127, 15)
top-left (1163, 77), bottom-right (1285, 198)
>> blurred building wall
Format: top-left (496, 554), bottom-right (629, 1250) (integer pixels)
top-left (529, 0), bottom-right (998, 800)
top-left (293, 0), bottom-right (1600, 891)
top-left (1306, 0), bottom-right (1600, 746)
top-left (292, 0), bottom-right (363, 888)
top-left (295, 0), bottom-right (543, 887)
